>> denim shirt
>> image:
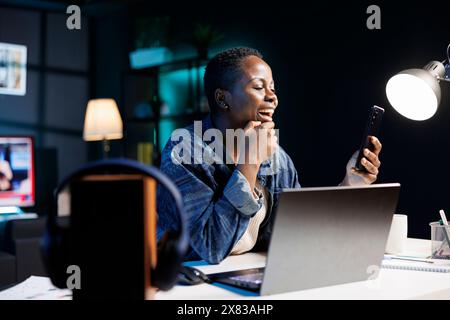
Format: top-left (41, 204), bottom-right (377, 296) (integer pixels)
top-left (157, 116), bottom-right (301, 264)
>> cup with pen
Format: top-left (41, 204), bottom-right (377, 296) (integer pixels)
top-left (430, 209), bottom-right (450, 259)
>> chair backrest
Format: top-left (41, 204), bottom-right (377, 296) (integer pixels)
top-left (69, 174), bottom-right (158, 299)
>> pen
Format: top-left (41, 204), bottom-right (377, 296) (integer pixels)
top-left (432, 210), bottom-right (450, 257)
top-left (384, 255), bottom-right (434, 264)
top-left (440, 209), bottom-right (450, 228)
top-left (439, 209), bottom-right (450, 246)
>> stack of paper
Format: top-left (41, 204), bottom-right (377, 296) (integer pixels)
top-left (382, 258), bottom-right (450, 273)
top-left (0, 276), bottom-right (72, 300)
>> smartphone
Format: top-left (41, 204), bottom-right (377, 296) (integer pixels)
top-left (355, 105), bottom-right (384, 172)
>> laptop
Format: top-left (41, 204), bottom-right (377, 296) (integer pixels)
top-left (208, 183), bottom-right (401, 295)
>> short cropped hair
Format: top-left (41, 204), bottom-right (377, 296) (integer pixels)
top-left (204, 47), bottom-right (263, 113)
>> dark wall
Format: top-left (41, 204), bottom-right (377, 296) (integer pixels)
top-left (257, 2), bottom-right (450, 240)
top-left (90, 9), bottom-right (130, 158)
top-left (123, 1), bottom-right (449, 239)
top-left (0, 1), bottom-right (447, 237)
top-left (6, 1), bottom-right (442, 237)
top-left (0, 4), bottom-right (91, 214)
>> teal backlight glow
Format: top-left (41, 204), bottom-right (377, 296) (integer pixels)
top-left (158, 66), bottom-right (205, 149)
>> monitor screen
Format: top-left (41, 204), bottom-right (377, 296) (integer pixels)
top-left (0, 136), bottom-right (34, 207)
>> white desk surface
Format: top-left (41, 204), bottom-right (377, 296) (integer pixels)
top-left (155, 238), bottom-right (450, 300)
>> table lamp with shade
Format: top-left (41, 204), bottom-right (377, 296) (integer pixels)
top-left (386, 44), bottom-right (450, 121)
top-left (83, 98), bottom-right (123, 158)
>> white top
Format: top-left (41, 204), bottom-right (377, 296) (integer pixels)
top-left (230, 184), bottom-right (268, 255)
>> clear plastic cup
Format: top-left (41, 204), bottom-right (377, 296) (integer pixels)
top-left (430, 221), bottom-right (450, 259)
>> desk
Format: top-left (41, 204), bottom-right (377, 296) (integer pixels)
top-left (155, 238), bottom-right (450, 300)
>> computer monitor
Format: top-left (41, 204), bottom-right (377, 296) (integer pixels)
top-left (0, 136), bottom-right (34, 208)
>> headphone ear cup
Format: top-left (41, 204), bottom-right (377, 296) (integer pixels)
top-left (41, 223), bottom-right (70, 288)
top-left (152, 230), bottom-right (184, 291)
top-left (41, 159), bottom-right (189, 295)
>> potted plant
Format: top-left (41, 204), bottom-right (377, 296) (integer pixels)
top-left (129, 17), bottom-right (173, 69)
top-left (190, 23), bottom-right (224, 60)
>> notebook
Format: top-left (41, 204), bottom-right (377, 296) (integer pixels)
top-left (381, 258), bottom-right (450, 273)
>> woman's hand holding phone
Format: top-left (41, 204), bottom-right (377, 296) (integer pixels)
top-left (342, 136), bottom-right (382, 186)
top-left (341, 105), bottom-right (384, 186)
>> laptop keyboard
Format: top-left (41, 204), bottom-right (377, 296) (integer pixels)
top-left (229, 272), bottom-right (264, 285)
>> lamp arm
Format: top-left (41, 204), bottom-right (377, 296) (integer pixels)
top-left (437, 77), bottom-right (450, 84)
top-left (440, 44), bottom-right (450, 67)
top-left (438, 51), bottom-right (449, 83)
top-left (447, 43), bottom-right (450, 63)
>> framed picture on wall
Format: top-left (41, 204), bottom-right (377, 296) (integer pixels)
top-left (0, 42), bottom-right (27, 96)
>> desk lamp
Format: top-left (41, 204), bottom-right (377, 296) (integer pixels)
top-left (386, 44), bottom-right (450, 121)
top-left (83, 98), bottom-right (123, 158)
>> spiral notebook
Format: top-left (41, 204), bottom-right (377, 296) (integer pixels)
top-left (381, 258), bottom-right (450, 273)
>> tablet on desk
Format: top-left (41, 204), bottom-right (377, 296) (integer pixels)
top-left (208, 268), bottom-right (264, 292)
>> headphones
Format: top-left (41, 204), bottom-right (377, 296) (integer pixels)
top-left (42, 158), bottom-right (189, 292)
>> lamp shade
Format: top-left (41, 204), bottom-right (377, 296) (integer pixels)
top-left (385, 61), bottom-right (445, 121)
top-left (83, 99), bottom-right (123, 141)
